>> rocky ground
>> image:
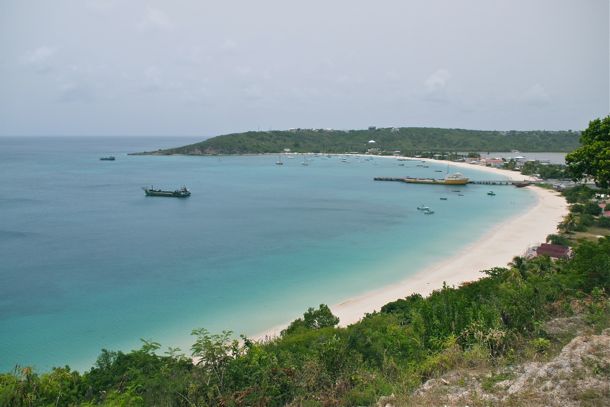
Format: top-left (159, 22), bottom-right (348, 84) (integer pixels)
top-left (378, 316), bottom-right (610, 407)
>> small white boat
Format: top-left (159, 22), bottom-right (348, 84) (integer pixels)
top-left (417, 205), bottom-right (430, 211)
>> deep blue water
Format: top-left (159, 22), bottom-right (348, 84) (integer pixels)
top-left (0, 137), bottom-right (536, 371)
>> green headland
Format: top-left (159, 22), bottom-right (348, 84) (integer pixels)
top-left (135, 127), bottom-right (580, 156)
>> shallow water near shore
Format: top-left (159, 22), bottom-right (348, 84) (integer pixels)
top-left (0, 137), bottom-right (537, 371)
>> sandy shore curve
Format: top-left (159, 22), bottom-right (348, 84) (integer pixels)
top-left (255, 159), bottom-right (568, 339)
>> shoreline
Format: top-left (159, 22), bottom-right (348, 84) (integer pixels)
top-left (255, 162), bottom-right (567, 340)
top-left (412, 155), bottom-right (536, 182)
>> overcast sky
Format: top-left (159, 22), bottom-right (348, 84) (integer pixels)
top-left (0, 0), bottom-right (608, 136)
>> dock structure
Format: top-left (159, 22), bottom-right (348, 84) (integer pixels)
top-left (374, 177), bottom-right (532, 187)
top-left (468, 180), bottom-right (514, 185)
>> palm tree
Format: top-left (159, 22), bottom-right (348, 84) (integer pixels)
top-left (559, 213), bottom-right (577, 234)
top-left (509, 256), bottom-right (528, 278)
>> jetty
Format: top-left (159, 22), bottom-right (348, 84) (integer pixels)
top-left (374, 177), bottom-right (532, 187)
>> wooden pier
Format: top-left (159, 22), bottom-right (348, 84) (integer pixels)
top-left (374, 177), bottom-right (532, 187)
top-left (469, 180), bottom-right (514, 185)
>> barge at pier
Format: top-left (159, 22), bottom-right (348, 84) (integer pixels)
top-left (374, 176), bottom-right (533, 187)
top-left (402, 172), bottom-right (469, 185)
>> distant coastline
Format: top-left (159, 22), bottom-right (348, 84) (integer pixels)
top-left (130, 127), bottom-right (580, 156)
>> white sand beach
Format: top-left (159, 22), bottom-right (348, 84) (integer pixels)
top-left (415, 156), bottom-right (538, 182)
top-left (256, 161), bottom-right (568, 339)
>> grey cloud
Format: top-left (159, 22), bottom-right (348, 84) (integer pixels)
top-left (58, 82), bottom-right (95, 103)
top-left (21, 46), bottom-right (57, 73)
top-left (85, 0), bottom-right (118, 14)
top-left (520, 84), bottom-right (551, 106)
top-left (0, 0), bottom-right (607, 136)
top-left (220, 39), bottom-right (238, 51)
top-left (422, 69), bottom-right (452, 103)
top-left (242, 84), bottom-right (265, 101)
top-left (139, 66), bottom-right (184, 94)
top-left (137, 7), bottom-right (173, 31)
top-left (424, 69), bottom-right (451, 93)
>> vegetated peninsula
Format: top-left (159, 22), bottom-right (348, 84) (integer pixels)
top-left (135, 127), bottom-right (580, 156)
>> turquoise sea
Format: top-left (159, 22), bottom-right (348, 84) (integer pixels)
top-left (0, 137), bottom-right (537, 372)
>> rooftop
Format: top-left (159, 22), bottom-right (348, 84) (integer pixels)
top-left (536, 243), bottom-right (571, 259)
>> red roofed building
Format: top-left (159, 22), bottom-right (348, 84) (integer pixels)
top-left (536, 243), bottom-right (572, 259)
top-left (481, 158), bottom-right (505, 168)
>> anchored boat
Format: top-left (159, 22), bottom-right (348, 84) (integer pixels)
top-left (143, 186), bottom-right (191, 198)
top-left (403, 172), bottom-right (469, 186)
top-left (100, 156), bottom-right (115, 161)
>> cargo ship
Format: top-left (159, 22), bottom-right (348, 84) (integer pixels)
top-left (143, 186), bottom-right (191, 198)
top-left (403, 172), bottom-right (469, 185)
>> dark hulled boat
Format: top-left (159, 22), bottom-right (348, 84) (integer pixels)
top-left (143, 186), bottom-right (191, 198)
top-left (100, 156), bottom-right (116, 161)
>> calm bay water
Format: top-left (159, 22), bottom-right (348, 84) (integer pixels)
top-left (0, 137), bottom-right (537, 371)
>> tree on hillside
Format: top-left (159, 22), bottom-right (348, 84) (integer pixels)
top-left (282, 304), bottom-right (339, 335)
top-left (566, 115), bottom-right (610, 188)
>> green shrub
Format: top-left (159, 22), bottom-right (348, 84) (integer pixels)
top-left (584, 202), bottom-right (603, 216)
top-left (344, 374), bottom-right (393, 406)
top-left (282, 304), bottom-right (340, 335)
top-left (574, 213), bottom-right (595, 230)
top-left (564, 185), bottom-right (596, 204)
top-left (571, 204), bottom-right (584, 213)
top-left (598, 216), bottom-right (610, 228)
top-left (481, 372), bottom-right (513, 392)
top-left (530, 338), bottom-right (551, 354)
top-left (546, 234), bottom-right (571, 246)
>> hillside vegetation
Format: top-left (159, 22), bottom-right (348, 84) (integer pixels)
top-left (139, 128), bottom-right (580, 155)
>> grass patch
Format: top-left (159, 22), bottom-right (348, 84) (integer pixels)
top-left (568, 227), bottom-right (610, 243)
top-left (481, 372), bottom-right (514, 392)
top-left (576, 387), bottom-right (610, 407)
